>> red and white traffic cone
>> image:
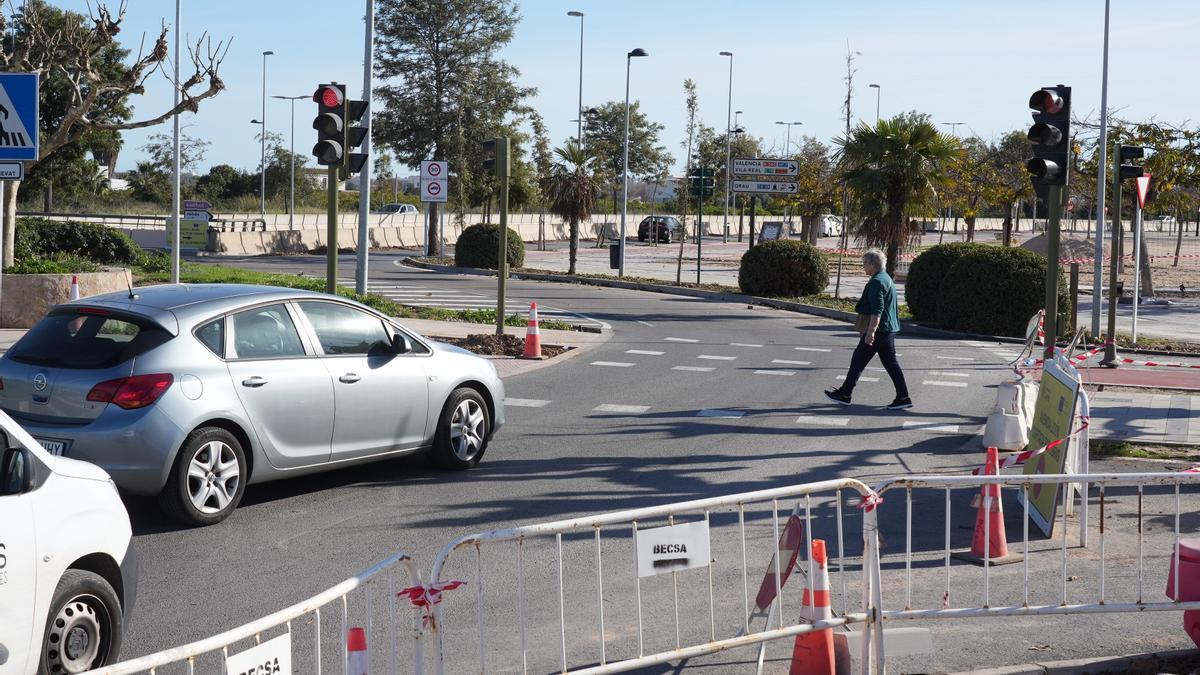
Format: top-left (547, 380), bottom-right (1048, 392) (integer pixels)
top-left (346, 626), bottom-right (368, 675)
top-left (789, 539), bottom-right (835, 675)
top-left (956, 446), bottom-right (1022, 565)
top-left (521, 302), bottom-right (543, 360)
top-left (70, 275), bottom-right (80, 301)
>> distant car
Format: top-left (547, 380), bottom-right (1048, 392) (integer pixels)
top-left (374, 203), bottom-right (420, 215)
top-left (0, 410), bottom-right (136, 674)
top-left (0, 284), bottom-right (505, 526)
top-left (818, 214), bottom-right (843, 237)
top-left (637, 216), bottom-right (684, 243)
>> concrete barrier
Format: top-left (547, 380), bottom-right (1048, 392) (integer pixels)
top-left (1, 268), bottom-right (134, 328)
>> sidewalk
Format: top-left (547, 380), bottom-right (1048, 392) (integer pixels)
top-left (1086, 389), bottom-right (1200, 446)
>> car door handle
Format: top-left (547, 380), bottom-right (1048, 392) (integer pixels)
top-left (241, 376), bottom-right (269, 387)
top-left (339, 373), bottom-right (361, 384)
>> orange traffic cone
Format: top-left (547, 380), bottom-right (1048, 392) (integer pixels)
top-left (521, 302), bottom-right (543, 359)
top-left (955, 446), bottom-right (1022, 565)
top-left (347, 627), bottom-right (368, 675)
top-left (70, 275), bottom-right (80, 301)
top-left (789, 539), bottom-right (836, 675)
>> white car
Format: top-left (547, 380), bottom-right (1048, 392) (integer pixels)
top-left (0, 411), bottom-right (135, 674)
top-left (374, 203), bottom-right (420, 215)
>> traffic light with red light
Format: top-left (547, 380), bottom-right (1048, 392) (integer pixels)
top-left (312, 83), bottom-right (346, 166)
top-left (1026, 85), bottom-right (1071, 195)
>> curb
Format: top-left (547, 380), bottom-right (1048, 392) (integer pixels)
top-left (957, 648), bottom-right (1198, 675)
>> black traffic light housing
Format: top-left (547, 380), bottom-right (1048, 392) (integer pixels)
top-left (341, 98), bottom-right (369, 177)
top-left (1118, 144), bottom-right (1146, 180)
top-left (1026, 85), bottom-right (1071, 198)
top-left (688, 167), bottom-right (715, 197)
top-left (482, 139), bottom-right (497, 174)
top-left (312, 83), bottom-right (346, 166)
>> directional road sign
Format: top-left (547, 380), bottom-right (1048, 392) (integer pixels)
top-left (733, 180), bottom-right (797, 194)
top-left (0, 161), bottom-right (23, 180)
top-left (732, 158), bottom-right (797, 176)
top-left (0, 73), bottom-right (38, 161)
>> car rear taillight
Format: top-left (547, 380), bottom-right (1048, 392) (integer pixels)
top-left (86, 374), bottom-right (174, 410)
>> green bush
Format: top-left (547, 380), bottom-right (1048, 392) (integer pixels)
top-left (15, 217), bottom-right (142, 266)
top-left (7, 254), bottom-right (102, 275)
top-left (905, 243), bottom-right (990, 322)
top-left (454, 223), bottom-right (525, 270)
top-left (738, 239), bottom-right (829, 297)
top-left (938, 246), bottom-right (1069, 338)
top-left (136, 249), bottom-right (172, 274)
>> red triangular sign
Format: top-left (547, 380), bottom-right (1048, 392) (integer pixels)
top-left (1135, 174), bottom-right (1152, 209)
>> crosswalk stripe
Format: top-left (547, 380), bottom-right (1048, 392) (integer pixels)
top-left (923, 380), bottom-right (969, 388)
top-left (672, 366), bottom-right (715, 372)
top-left (836, 375), bottom-right (879, 382)
top-left (772, 359), bottom-right (810, 366)
top-left (698, 355), bottom-right (736, 361)
top-left (755, 369), bottom-right (796, 376)
top-left (626, 349), bottom-right (665, 355)
top-left (937, 356), bottom-right (974, 361)
top-left (794, 347), bottom-right (832, 353)
top-left (730, 342), bottom-right (763, 348)
top-left (796, 415), bottom-right (850, 426)
top-left (506, 398), bottom-right (551, 408)
top-left (593, 403), bottom-right (650, 414)
top-left (928, 371), bottom-right (971, 378)
top-left (902, 421), bottom-right (961, 433)
top-left (591, 361), bottom-right (635, 367)
top-left (665, 337), bottom-right (700, 343)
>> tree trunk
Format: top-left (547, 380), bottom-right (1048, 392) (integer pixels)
top-left (800, 214), bottom-right (819, 244)
top-left (1174, 211), bottom-right (1184, 267)
top-left (965, 216), bottom-right (976, 242)
top-left (3, 179), bottom-right (19, 268)
top-left (568, 216), bottom-right (579, 274)
top-left (885, 242), bottom-right (899, 278)
top-left (1002, 214), bottom-right (1013, 247)
top-left (43, 185), bottom-right (52, 212)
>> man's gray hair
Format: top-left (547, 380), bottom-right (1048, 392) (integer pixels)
top-left (863, 248), bottom-right (887, 271)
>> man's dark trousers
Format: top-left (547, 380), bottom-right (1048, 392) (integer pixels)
top-left (842, 331), bottom-right (909, 398)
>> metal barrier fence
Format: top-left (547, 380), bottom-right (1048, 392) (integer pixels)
top-left (85, 552), bottom-right (425, 675)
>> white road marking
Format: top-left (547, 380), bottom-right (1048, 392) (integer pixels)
top-left (625, 349), bottom-right (665, 356)
top-left (665, 337), bottom-right (699, 343)
top-left (928, 371), bottom-right (971, 378)
top-left (731, 342), bottom-right (763, 348)
top-left (962, 340), bottom-right (993, 348)
top-left (591, 361), bottom-right (635, 367)
top-left (755, 369), bottom-right (796, 376)
top-left (772, 359), bottom-right (811, 366)
top-left (796, 415), bottom-right (850, 426)
top-left (936, 356), bottom-right (974, 361)
top-left (698, 355), bottom-right (737, 361)
top-left (795, 347), bottom-right (832, 352)
top-left (902, 421), bottom-right (961, 433)
top-left (505, 398), bottom-right (551, 408)
top-left (593, 404), bottom-right (650, 414)
top-left (672, 366), bottom-right (715, 372)
top-left (837, 375), bottom-right (879, 382)
top-left (697, 409), bottom-right (744, 418)
top-left (636, 320), bottom-right (655, 327)
top-left (923, 380), bottom-right (969, 388)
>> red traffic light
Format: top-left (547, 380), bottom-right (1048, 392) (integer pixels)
top-left (314, 85), bottom-right (343, 108)
top-left (1029, 88), bottom-right (1064, 114)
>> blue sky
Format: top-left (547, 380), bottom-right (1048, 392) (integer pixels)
top-left (46, 0), bottom-right (1200, 176)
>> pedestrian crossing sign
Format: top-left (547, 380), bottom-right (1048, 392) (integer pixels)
top-left (0, 73), bottom-right (38, 161)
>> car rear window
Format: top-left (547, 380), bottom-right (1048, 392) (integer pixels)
top-left (8, 309), bottom-right (172, 369)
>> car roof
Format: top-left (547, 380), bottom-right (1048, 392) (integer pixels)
top-left (59, 283), bottom-right (340, 334)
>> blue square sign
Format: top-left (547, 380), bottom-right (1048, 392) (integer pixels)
top-left (0, 73), bottom-right (38, 161)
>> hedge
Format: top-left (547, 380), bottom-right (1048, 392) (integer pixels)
top-left (454, 222), bottom-right (525, 270)
top-left (738, 239), bottom-right (828, 297)
top-left (937, 246), bottom-right (1069, 338)
top-left (15, 217), bottom-right (143, 266)
top-left (905, 243), bottom-right (990, 322)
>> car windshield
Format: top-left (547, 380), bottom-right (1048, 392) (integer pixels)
top-left (8, 309), bottom-right (172, 369)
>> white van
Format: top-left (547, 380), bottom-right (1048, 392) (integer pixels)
top-left (818, 214), bottom-right (843, 237)
top-left (0, 411), bottom-right (135, 674)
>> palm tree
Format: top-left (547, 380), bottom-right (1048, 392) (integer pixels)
top-left (548, 141), bottom-right (601, 275)
top-left (836, 114), bottom-right (960, 275)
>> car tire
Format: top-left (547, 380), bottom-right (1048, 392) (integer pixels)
top-left (159, 427), bottom-right (247, 526)
top-left (432, 387), bottom-right (490, 470)
top-left (40, 569), bottom-right (123, 674)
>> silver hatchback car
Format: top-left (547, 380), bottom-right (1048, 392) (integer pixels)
top-left (0, 284), bottom-right (505, 525)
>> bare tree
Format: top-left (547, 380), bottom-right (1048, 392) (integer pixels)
top-left (1, 0), bottom-right (229, 265)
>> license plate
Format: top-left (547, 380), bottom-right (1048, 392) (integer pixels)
top-left (36, 438), bottom-right (66, 456)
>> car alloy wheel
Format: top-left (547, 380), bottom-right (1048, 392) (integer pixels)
top-left (187, 440), bottom-right (241, 515)
top-left (450, 398), bottom-right (486, 462)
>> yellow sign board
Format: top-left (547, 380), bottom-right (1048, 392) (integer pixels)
top-left (1021, 358), bottom-right (1081, 536)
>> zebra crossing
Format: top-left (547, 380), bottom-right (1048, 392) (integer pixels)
top-left (339, 278), bottom-right (605, 329)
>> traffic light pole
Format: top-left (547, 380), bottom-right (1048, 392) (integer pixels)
top-left (1102, 144), bottom-right (1123, 365)
top-left (495, 137), bottom-right (510, 336)
top-left (326, 165), bottom-right (338, 295)
top-left (696, 181), bottom-right (703, 284)
top-left (1043, 184), bottom-right (1063, 361)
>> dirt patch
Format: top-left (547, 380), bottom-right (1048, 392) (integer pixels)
top-left (439, 333), bottom-right (567, 358)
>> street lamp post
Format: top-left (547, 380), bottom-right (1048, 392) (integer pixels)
top-left (259, 50), bottom-right (274, 217)
top-left (272, 95), bottom-right (307, 231)
top-left (720, 51), bottom-right (733, 244)
top-left (868, 83), bottom-right (881, 122)
top-left (568, 11), bottom-right (584, 146)
top-left (620, 47), bottom-right (648, 278)
top-left (941, 121), bottom-right (965, 136)
top-left (774, 120), bottom-right (802, 154)
top-left (170, 0), bottom-right (182, 284)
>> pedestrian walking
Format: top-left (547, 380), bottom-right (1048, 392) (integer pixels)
top-left (824, 248), bottom-right (912, 409)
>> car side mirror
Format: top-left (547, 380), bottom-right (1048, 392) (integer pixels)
top-left (1, 447), bottom-right (30, 496)
top-left (391, 333), bottom-right (411, 355)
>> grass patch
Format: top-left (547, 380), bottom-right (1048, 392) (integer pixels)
top-left (137, 264), bottom-right (573, 329)
top-left (1090, 440), bottom-right (1196, 460)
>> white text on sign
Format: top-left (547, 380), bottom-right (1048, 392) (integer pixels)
top-left (732, 158), bottom-right (798, 176)
top-left (732, 180), bottom-right (798, 194)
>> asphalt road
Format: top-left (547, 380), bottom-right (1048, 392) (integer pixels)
top-left (116, 254), bottom-right (1196, 673)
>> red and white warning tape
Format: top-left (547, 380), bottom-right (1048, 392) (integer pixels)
top-left (1113, 357), bottom-right (1200, 369)
top-left (971, 417), bottom-right (1090, 476)
top-left (398, 580), bottom-right (467, 627)
top-left (1020, 345), bottom-right (1107, 368)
